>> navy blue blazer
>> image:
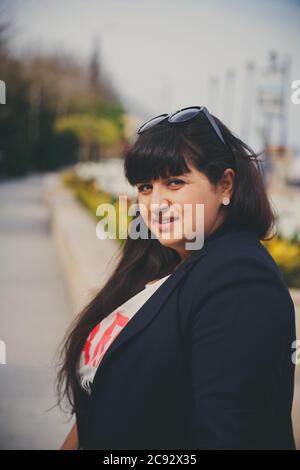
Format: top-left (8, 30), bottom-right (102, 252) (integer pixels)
top-left (74, 220), bottom-right (296, 450)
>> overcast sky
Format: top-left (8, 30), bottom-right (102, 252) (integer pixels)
top-left (3, 0), bottom-right (300, 150)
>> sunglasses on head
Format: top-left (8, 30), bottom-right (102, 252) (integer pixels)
top-left (137, 105), bottom-right (227, 148)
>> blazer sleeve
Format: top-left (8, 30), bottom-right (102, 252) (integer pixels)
top-left (187, 254), bottom-right (296, 450)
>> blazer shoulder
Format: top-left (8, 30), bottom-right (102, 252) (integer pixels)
top-left (179, 229), bottom-right (295, 331)
top-left (194, 228), bottom-right (286, 284)
top-left (178, 228), bottom-right (294, 316)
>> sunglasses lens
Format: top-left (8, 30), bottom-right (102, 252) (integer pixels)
top-left (138, 114), bottom-right (168, 134)
top-left (169, 107), bottom-right (200, 123)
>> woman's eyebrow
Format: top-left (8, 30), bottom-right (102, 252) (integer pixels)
top-left (136, 173), bottom-right (190, 184)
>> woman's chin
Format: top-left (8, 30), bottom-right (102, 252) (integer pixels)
top-left (156, 235), bottom-right (186, 249)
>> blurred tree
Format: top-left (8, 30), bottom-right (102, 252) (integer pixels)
top-left (54, 114), bottom-right (121, 161)
top-left (0, 21), bottom-right (33, 175)
top-left (89, 35), bottom-right (102, 97)
top-left (0, 22), bottom-right (126, 176)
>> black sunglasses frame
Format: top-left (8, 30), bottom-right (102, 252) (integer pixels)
top-left (137, 106), bottom-right (227, 148)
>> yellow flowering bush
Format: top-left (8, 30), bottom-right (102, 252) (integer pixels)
top-left (262, 237), bottom-right (300, 288)
top-left (62, 170), bottom-right (133, 246)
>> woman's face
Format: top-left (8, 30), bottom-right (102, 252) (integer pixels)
top-left (136, 162), bottom-right (234, 261)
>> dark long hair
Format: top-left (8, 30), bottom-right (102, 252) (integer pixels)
top-left (55, 111), bottom-right (276, 413)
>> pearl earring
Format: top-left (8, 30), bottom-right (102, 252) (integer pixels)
top-left (222, 196), bottom-right (230, 206)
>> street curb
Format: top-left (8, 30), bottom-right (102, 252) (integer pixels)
top-left (42, 173), bottom-right (120, 317)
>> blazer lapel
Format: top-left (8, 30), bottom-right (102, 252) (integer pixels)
top-left (90, 250), bottom-right (208, 394)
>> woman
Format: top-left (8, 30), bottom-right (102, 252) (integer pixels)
top-left (57, 106), bottom-right (296, 450)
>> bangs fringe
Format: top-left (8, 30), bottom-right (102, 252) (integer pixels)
top-left (124, 124), bottom-right (192, 186)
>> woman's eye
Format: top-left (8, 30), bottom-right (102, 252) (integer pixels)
top-left (168, 179), bottom-right (185, 187)
top-left (137, 184), bottom-right (152, 193)
top-left (137, 179), bottom-right (184, 192)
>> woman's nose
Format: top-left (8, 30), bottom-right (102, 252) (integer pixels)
top-left (151, 200), bottom-right (170, 218)
top-left (149, 185), bottom-right (171, 214)
top-left (158, 202), bottom-right (170, 212)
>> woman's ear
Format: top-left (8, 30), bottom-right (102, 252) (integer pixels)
top-left (220, 168), bottom-right (235, 199)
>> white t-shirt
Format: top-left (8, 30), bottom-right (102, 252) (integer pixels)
top-left (77, 274), bottom-right (171, 395)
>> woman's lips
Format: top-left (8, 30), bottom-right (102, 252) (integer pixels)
top-left (152, 216), bottom-right (180, 231)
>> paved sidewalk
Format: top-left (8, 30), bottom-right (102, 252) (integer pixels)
top-left (0, 173), bottom-right (74, 449)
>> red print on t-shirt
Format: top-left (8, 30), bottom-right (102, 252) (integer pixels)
top-left (82, 312), bottom-right (129, 369)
